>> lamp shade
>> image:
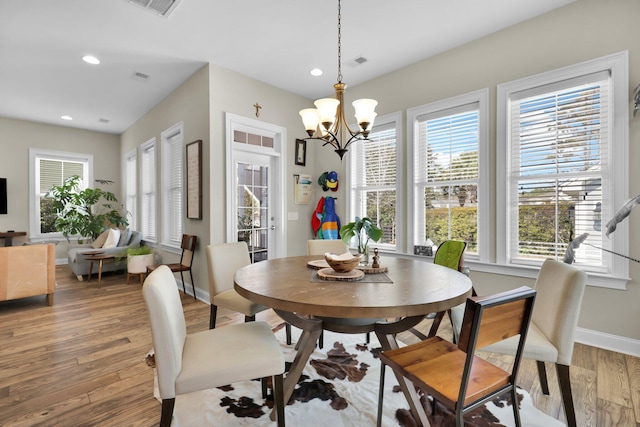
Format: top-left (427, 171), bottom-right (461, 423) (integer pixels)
top-left (314, 98), bottom-right (340, 128)
top-left (299, 108), bottom-right (320, 133)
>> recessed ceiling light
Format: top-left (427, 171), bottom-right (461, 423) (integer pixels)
top-left (310, 68), bottom-right (323, 77)
top-left (82, 55), bottom-right (101, 65)
top-left (61, 115), bottom-right (73, 120)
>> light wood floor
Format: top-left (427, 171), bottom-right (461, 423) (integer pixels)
top-left (0, 266), bottom-right (638, 426)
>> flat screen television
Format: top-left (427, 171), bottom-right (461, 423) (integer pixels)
top-left (0, 178), bottom-right (6, 214)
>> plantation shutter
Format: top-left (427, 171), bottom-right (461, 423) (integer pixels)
top-left (508, 71), bottom-right (609, 266)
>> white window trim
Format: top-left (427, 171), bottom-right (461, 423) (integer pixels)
top-left (28, 148), bottom-right (93, 241)
top-left (406, 88), bottom-right (490, 262)
top-left (140, 138), bottom-right (157, 244)
top-left (346, 111), bottom-right (403, 253)
top-left (496, 51), bottom-right (629, 289)
top-left (160, 122), bottom-right (184, 250)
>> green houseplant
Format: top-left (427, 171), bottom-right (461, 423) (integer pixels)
top-left (46, 175), bottom-right (129, 242)
top-left (339, 217), bottom-right (383, 264)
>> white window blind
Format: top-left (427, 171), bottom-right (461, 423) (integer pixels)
top-left (349, 114), bottom-right (399, 249)
top-left (29, 149), bottom-right (92, 237)
top-left (508, 72), bottom-right (609, 268)
top-left (140, 139), bottom-right (157, 242)
top-left (161, 126), bottom-right (183, 247)
top-left (124, 150), bottom-right (137, 231)
top-left (415, 104), bottom-right (480, 253)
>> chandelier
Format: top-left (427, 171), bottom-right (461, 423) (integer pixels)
top-left (298, 0), bottom-right (378, 161)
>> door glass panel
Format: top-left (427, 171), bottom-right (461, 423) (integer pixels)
top-left (236, 161), bottom-right (270, 263)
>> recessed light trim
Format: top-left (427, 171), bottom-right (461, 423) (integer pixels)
top-left (61, 115), bottom-right (73, 121)
top-left (82, 55), bottom-right (101, 65)
top-left (310, 68), bottom-right (323, 77)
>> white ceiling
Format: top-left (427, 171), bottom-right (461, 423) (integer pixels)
top-left (0, 0), bottom-right (575, 134)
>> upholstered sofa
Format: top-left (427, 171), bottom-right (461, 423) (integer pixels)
top-left (0, 243), bottom-right (55, 305)
top-left (67, 229), bottom-right (142, 281)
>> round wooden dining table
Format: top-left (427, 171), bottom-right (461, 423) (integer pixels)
top-left (234, 255), bottom-right (473, 426)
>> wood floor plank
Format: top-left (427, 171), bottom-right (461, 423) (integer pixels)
top-left (625, 352), bottom-right (640, 423)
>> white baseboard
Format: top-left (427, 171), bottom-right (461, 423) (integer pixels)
top-left (575, 327), bottom-right (640, 357)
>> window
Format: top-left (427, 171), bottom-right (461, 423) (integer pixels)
top-left (124, 149), bottom-right (137, 231)
top-left (29, 149), bottom-right (92, 238)
top-left (497, 52), bottom-right (628, 286)
top-left (348, 112), bottom-right (401, 251)
top-left (161, 123), bottom-right (184, 248)
top-left (140, 138), bottom-right (157, 242)
top-left (408, 89), bottom-right (489, 260)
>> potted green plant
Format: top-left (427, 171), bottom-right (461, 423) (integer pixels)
top-left (339, 217), bottom-right (383, 265)
top-left (126, 245), bottom-right (154, 284)
top-left (45, 175), bottom-right (128, 242)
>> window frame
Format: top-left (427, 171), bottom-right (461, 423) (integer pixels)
top-left (140, 138), bottom-right (157, 244)
top-left (346, 111), bottom-right (402, 252)
top-left (29, 148), bottom-right (93, 240)
top-left (124, 148), bottom-right (137, 232)
top-left (497, 51), bottom-right (629, 289)
top-left (160, 122), bottom-right (184, 250)
top-left (407, 88), bottom-right (489, 262)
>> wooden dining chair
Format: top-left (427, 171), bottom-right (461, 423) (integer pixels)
top-left (377, 286), bottom-right (536, 427)
top-left (147, 234), bottom-right (197, 300)
top-left (143, 265), bottom-right (286, 427)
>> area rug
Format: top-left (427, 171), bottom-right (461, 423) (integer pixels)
top-left (151, 325), bottom-right (565, 426)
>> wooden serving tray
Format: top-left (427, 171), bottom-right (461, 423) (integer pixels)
top-left (317, 267), bottom-right (365, 281)
top-left (357, 265), bottom-right (389, 274)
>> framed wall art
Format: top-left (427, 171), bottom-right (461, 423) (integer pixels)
top-left (186, 140), bottom-right (202, 219)
top-left (295, 139), bottom-right (306, 166)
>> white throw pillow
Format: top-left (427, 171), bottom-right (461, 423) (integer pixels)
top-left (91, 229), bottom-right (111, 249)
top-left (102, 229), bottom-right (121, 249)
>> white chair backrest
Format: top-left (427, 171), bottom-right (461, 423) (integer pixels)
top-left (142, 265), bottom-right (187, 399)
top-left (206, 242), bottom-right (251, 297)
top-left (307, 239), bottom-right (349, 256)
top-left (533, 259), bottom-right (587, 365)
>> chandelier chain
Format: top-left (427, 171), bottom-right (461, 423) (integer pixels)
top-left (337, 0), bottom-right (342, 83)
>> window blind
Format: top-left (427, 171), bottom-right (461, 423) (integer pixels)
top-left (140, 141), bottom-right (157, 242)
top-left (125, 152), bottom-right (137, 231)
top-left (415, 105), bottom-right (479, 250)
top-left (163, 131), bottom-right (183, 246)
top-left (508, 72), bottom-right (609, 266)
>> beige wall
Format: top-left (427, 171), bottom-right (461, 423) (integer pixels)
top-left (207, 63), bottom-right (321, 257)
top-left (0, 117), bottom-right (120, 259)
top-left (345, 0), bottom-right (640, 343)
top-left (120, 65), bottom-right (211, 297)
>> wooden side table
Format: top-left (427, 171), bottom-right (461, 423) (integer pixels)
top-left (84, 254), bottom-right (116, 288)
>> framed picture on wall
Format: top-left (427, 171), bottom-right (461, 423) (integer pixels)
top-left (295, 139), bottom-right (306, 166)
top-left (186, 140), bottom-right (202, 219)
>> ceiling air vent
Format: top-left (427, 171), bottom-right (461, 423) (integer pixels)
top-left (132, 71), bottom-right (150, 82)
top-left (347, 56), bottom-right (368, 68)
top-left (126, 0), bottom-right (182, 17)
top-left (98, 118), bottom-right (110, 123)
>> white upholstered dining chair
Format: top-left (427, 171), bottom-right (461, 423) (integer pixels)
top-left (142, 265), bottom-right (286, 427)
top-left (455, 258), bottom-right (587, 427)
top-left (207, 242), bottom-right (291, 343)
top-left (307, 239), bottom-right (349, 256)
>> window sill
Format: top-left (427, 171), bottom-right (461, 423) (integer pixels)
top-left (379, 251), bottom-right (629, 290)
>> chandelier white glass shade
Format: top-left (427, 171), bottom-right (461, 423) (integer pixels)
top-left (298, 0), bottom-right (378, 161)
